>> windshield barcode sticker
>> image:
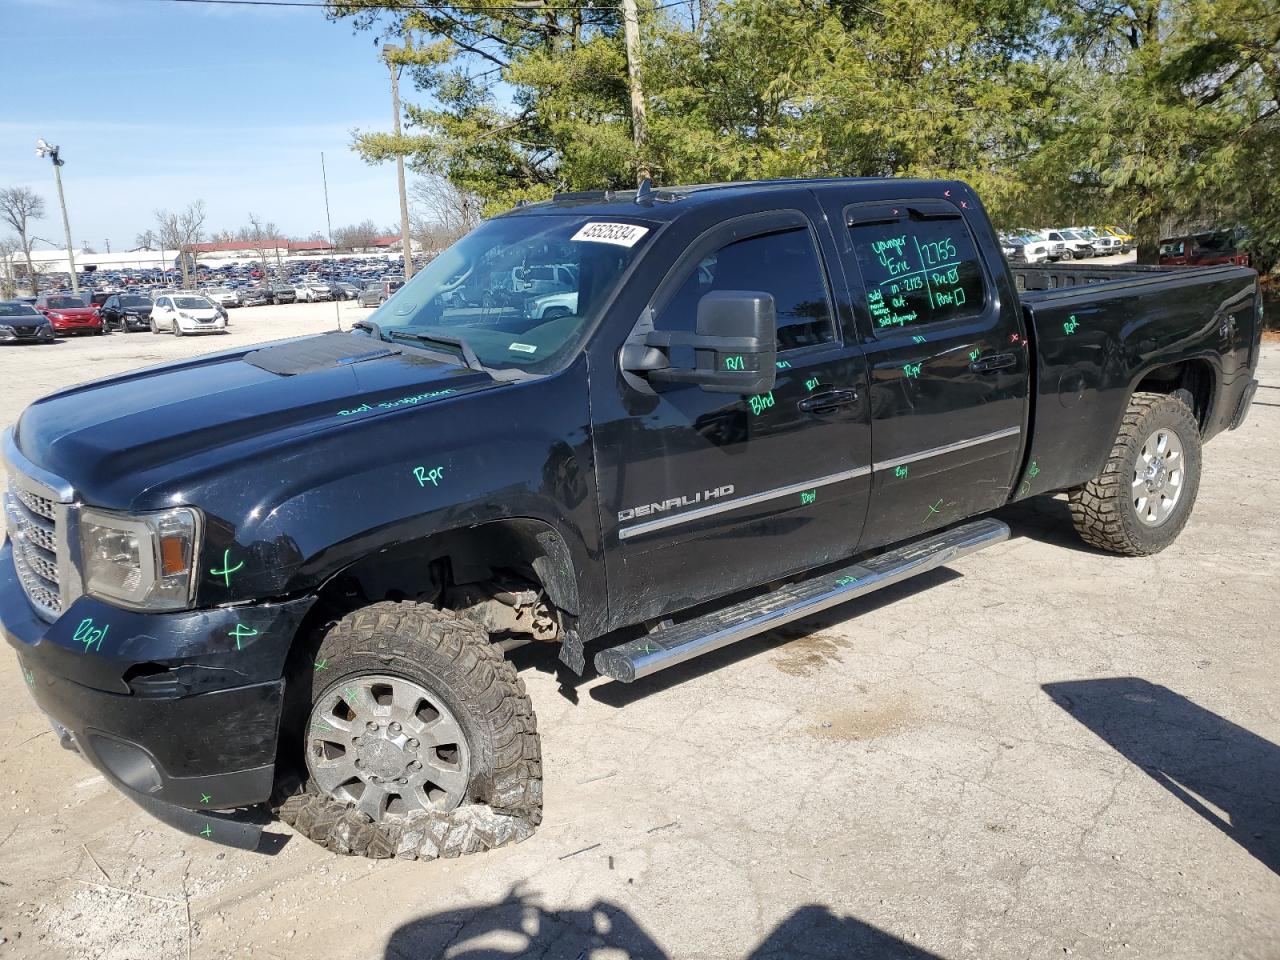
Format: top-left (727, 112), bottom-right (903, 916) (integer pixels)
top-left (570, 222), bottom-right (649, 247)
top-left (508, 342), bottom-right (538, 354)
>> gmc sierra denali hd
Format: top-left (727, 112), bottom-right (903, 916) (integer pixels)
top-left (1, 177), bottom-right (1262, 858)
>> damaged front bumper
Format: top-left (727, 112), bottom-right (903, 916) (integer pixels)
top-left (1, 541), bottom-right (315, 849)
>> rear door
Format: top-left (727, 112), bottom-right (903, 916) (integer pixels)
top-left (593, 203), bottom-right (873, 626)
top-left (824, 196), bottom-right (1029, 550)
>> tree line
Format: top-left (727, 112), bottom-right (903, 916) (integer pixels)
top-left (337, 0), bottom-right (1280, 272)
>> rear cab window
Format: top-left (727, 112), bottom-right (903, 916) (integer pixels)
top-left (845, 201), bottom-right (987, 334)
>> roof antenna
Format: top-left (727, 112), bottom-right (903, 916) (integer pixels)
top-left (634, 178), bottom-right (653, 205)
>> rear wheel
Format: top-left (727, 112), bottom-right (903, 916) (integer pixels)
top-left (276, 602), bottom-right (542, 859)
top-left (1068, 391), bottom-right (1202, 555)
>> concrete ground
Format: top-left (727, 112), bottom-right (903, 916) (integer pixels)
top-left (0, 300), bottom-right (1276, 960)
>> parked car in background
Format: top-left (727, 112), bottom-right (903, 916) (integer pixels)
top-left (150, 294), bottom-right (228, 336)
top-left (242, 287), bottom-right (272, 307)
top-left (1004, 234), bottom-right (1060, 264)
top-left (306, 281), bottom-right (337, 301)
top-left (358, 281), bottom-right (393, 307)
top-left (293, 283), bottom-right (320, 303)
top-left (0, 301), bottom-right (53, 343)
top-left (1101, 226), bottom-right (1134, 249)
top-left (1081, 229), bottom-right (1124, 256)
top-left (1040, 229), bottom-right (1095, 260)
top-left (33, 293), bottom-right (104, 336)
top-left (205, 287), bottom-right (242, 309)
top-left (99, 293), bottom-right (154, 333)
top-left (334, 282), bottom-right (360, 300)
top-left (269, 284), bottom-right (297, 305)
top-left (1159, 229), bottom-right (1251, 267)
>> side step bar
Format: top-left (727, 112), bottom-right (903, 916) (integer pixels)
top-left (595, 518), bottom-right (1010, 683)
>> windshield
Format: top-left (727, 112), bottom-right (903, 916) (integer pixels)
top-left (371, 214), bottom-right (653, 371)
top-left (121, 296), bottom-right (151, 308)
top-left (45, 296), bottom-right (86, 309)
top-left (0, 303), bottom-right (40, 318)
top-left (1062, 230), bottom-right (1085, 240)
top-left (174, 296), bottom-right (214, 310)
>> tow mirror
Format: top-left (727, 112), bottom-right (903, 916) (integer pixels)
top-left (621, 290), bottom-right (777, 395)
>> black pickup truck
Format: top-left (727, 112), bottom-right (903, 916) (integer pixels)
top-left (1, 177), bottom-right (1262, 858)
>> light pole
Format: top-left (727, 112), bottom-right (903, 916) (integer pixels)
top-left (35, 138), bottom-right (79, 295)
top-left (383, 42), bottom-right (415, 282)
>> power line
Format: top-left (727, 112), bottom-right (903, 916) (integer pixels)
top-left (143, 0), bottom-right (686, 11)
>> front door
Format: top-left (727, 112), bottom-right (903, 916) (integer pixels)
top-left (824, 196), bottom-right (1029, 550)
top-left (593, 203), bottom-right (873, 627)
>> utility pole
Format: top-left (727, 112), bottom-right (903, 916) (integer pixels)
top-left (621, 0), bottom-right (650, 184)
top-left (35, 139), bottom-right (79, 294)
top-left (384, 41), bottom-right (415, 281)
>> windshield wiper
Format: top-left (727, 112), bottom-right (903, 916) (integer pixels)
top-left (352, 319), bottom-right (386, 341)
top-left (386, 329), bottom-right (486, 373)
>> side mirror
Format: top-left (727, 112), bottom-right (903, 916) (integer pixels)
top-left (621, 290), bottom-right (777, 395)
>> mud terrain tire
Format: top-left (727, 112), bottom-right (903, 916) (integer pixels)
top-left (1069, 391), bottom-right (1201, 556)
top-left (274, 601), bottom-right (541, 859)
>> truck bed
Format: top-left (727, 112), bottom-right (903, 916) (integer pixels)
top-left (1010, 261), bottom-right (1259, 498)
top-left (1012, 261), bottom-right (1213, 294)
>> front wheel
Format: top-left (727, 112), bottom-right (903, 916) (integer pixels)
top-left (1060, 249), bottom-right (1074, 261)
top-left (172, 320), bottom-right (183, 337)
top-left (1069, 391), bottom-right (1202, 555)
top-left (276, 602), bottom-right (542, 859)
top-left (150, 318), bottom-right (161, 334)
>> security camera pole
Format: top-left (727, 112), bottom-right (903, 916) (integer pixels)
top-left (383, 42), bottom-right (415, 282)
top-left (35, 139), bottom-right (79, 295)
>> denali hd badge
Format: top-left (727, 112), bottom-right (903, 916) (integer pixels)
top-left (618, 485), bottom-right (734, 522)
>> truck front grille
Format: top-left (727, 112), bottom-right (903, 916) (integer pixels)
top-left (4, 472), bottom-right (70, 621)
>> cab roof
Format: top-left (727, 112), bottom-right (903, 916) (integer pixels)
top-left (499, 176), bottom-right (963, 222)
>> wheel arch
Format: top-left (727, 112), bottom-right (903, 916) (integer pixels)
top-left (1131, 357), bottom-right (1217, 432)
top-left (309, 515), bottom-right (582, 623)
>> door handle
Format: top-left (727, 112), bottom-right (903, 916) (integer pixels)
top-left (798, 389), bottom-right (858, 414)
top-left (969, 352), bottom-right (1017, 374)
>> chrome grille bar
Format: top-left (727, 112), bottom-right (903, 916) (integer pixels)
top-left (3, 428), bottom-right (79, 623)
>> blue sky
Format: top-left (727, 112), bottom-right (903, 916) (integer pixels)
top-left (0, 0), bottom-right (415, 250)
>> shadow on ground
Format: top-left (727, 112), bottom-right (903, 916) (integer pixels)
top-left (384, 885), bottom-right (942, 959)
top-left (1043, 677), bottom-right (1280, 877)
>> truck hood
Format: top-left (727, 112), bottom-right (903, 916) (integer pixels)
top-left (12, 332), bottom-right (497, 507)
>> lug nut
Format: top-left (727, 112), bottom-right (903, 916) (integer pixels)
top-left (397, 777), bottom-right (408, 784)
top-left (408, 760), bottom-right (421, 771)
top-left (407, 739), bottom-right (420, 751)
top-left (354, 759), bottom-right (363, 769)
top-left (389, 722), bottom-right (401, 734)
top-left (352, 737), bottom-right (363, 746)
top-left (366, 722), bottom-right (379, 732)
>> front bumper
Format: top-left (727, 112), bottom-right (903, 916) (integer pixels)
top-left (1, 541), bottom-right (315, 846)
top-left (176, 317), bottom-right (227, 333)
top-left (0, 326), bottom-right (53, 342)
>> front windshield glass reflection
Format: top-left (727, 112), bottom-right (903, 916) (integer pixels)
top-left (371, 214), bottom-right (653, 372)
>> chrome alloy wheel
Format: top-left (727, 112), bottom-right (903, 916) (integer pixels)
top-left (306, 674), bottom-right (471, 821)
top-left (1133, 427), bottom-right (1185, 526)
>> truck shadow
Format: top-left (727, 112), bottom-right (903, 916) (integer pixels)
top-left (992, 494), bottom-right (1106, 554)
top-left (507, 567), bottom-right (962, 707)
top-left (383, 885), bottom-right (943, 959)
top-left (1042, 677), bottom-right (1280, 877)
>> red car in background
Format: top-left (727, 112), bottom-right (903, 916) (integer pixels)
top-left (1159, 229), bottom-right (1251, 267)
top-left (33, 293), bottom-right (105, 336)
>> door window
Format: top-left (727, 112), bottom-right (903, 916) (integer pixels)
top-left (655, 227), bottom-right (835, 352)
top-left (846, 210), bottom-right (986, 332)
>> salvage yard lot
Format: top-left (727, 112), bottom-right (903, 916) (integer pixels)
top-left (0, 304), bottom-right (1276, 960)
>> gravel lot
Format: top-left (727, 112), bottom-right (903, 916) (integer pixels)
top-left (0, 299), bottom-right (1276, 960)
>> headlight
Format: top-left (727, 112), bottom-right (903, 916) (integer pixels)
top-left (79, 507), bottom-right (201, 610)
